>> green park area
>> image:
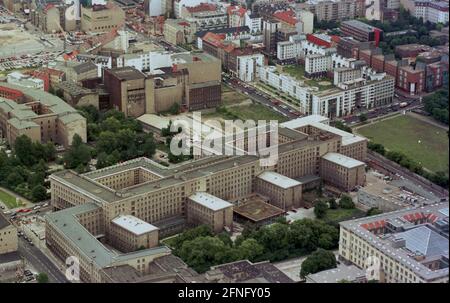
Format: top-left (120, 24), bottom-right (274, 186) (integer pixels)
top-left (282, 65), bottom-right (334, 91)
top-left (357, 115), bottom-right (449, 173)
top-left (324, 208), bottom-right (365, 223)
top-left (0, 189), bottom-right (19, 209)
top-left (204, 102), bottom-right (288, 123)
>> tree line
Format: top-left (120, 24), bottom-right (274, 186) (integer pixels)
top-left (368, 142), bottom-right (448, 187)
top-left (168, 219), bottom-right (339, 273)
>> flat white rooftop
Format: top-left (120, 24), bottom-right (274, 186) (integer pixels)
top-left (281, 116), bottom-right (366, 146)
top-left (322, 152), bottom-right (365, 169)
top-left (112, 215), bottom-right (159, 235)
top-left (189, 192), bottom-right (233, 211)
top-left (257, 171), bottom-right (302, 189)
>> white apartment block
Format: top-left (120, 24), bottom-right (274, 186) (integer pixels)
top-left (276, 37), bottom-right (336, 61)
top-left (305, 54), bottom-right (332, 76)
top-left (236, 53), bottom-right (264, 82)
top-left (339, 203), bottom-right (449, 283)
top-left (333, 68), bottom-right (362, 85)
top-left (402, 0), bottom-right (449, 24)
top-left (174, 0), bottom-right (216, 18)
top-left (7, 72), bottom-right (44, 90)
top-left (245, 11), bottom-right (262, 34)
top-left (258, 65), bottom-right (394, 117)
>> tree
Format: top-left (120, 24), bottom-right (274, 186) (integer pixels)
top-left (14, 135), bottom-right (36, 166)
top-left (359, 113), bottom-right (368, 122)
top-left (63, 134), bottom-right (92, 169)
top-left (339, 195), bottom-right (355, 209)
top-left (314, 200), bottom-right (328, 219)
top-left (169, 102), bottom-right (181, 115)
top-left (300, 249), bottom-right (337, 279)
top-left (31, 185), bottom-right (48, 202)
top-left (36, 273), bottom-right (49, 283)
top-left (328, 198), bottom-right (338, 209)
top-left (366, 207), bottom-right (383, 216)
top-left (238, 238), bottom-right (264, 261)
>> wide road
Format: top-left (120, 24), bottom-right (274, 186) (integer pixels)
top-left (18, 238), bottom-right (69, 283)
top-left (367, 151), bottom-right (448, 199)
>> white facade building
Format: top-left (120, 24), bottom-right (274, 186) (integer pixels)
top-left (244, 10), bottom-right (262, 34)
top-left (258, 65), bottom-right (394, 117)
top-left (117, 51), bottom-right (173, 73)
top-left (236, 53), bottom-right (264, 82)
top-left (305, 54), bottom-right (332, 76)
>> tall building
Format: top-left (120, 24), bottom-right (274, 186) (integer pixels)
top-left (80, 3), bottom-right (125, 33)
top-left (0, 212), bottom-right (18, 255)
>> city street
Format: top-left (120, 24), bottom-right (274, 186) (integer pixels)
top-left (18, 238), bottom-right (69, 283)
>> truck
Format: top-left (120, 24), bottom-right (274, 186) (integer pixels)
top-left (399, 102), bottom-right (408, 108)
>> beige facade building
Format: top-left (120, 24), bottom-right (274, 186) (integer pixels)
top-left (0, 213), bottom-right (18, 255)
top-left (46, 115), bottom-right (367, 282)
top-left (255, 171), bottom-right (303, 210)
top-left (110, 215), bottom-right (159, 252)
top-left (339, 203), bottom-right (449, 283)
top-left (80, 3), bottom-right (125, 33)
top-left (320, 152), bottom-right (366, 191)
top-left (0, 83), bottom-right (87, 148)
top-left (187, 192), bottom-right (233, 233)
top-left (163, 19), bottom-right (197, 46)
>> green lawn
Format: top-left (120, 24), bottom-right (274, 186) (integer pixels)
top-left (0, 189), bottom-right (19, 209)
top-left (324, 208), bottom-right (366, 223)
top-left (204, 103), bottom-right (288, 123)
top-left (221, 84), bottom-right (250, 106)
top-left (357, 115), bottom-right (449, 173)
top-left (282, 65), bottom-right (334, 91)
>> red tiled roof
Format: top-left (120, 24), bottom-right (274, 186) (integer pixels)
top-left (186, 3), bottom-right (216, 13)
top-left (273, 10), bottom-right (297, 26)
top-left (227, 5), bottom-right (246, 17)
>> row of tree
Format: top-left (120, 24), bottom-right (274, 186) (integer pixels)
top-left (423, 87), bottom-right (449, 125)
top-left (367, 142), bottom-right (449, 187)
top-left (170, 219), bottom-right (340, 273)
top-left (0, 136), bottom-right (52, 202)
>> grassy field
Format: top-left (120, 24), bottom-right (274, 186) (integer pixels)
top-left (282, 65), bottom-right (333, 91)
top-left (221, 84), bottom-right (250, 106)
top-left (357, 115), bottom-right (449, 173)
top-left (204, 102), bottom-right (288, 123)
top-left (324, 208), bottom-right (366, 223)
top-left (0, 189), bottom-right (19, 209)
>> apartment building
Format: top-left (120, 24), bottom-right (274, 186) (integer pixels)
top-left (0, 83), bottom-right (87, 148)
top-left (401, 0), bottom-right (449, 24)
top-left (299, 0), bottom-right (363, 22)
top-left (30, 3), bottom-right (76, 33)
top-left (187, 192), bottom-right (233, 233)
top-left (80, 3), bottom-right (125, 33)
top-left (258, 65), bottom-right (394, 118)
top-left (305, 54), bottom-right (332, 78)
top-left (320, 153), bottom-right (365, 191)
top-left (182, 3), bottom-right (228, 32)
top-left (0, 212), bottom-right (17, 255)
top-left (339, 203), bottom-right (449, 283)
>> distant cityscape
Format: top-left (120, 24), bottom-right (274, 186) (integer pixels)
top-left (0, 0), bottom-right (448, 285)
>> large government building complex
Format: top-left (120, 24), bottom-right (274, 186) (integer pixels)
top-left (45, 115), bottom-right (367, 282)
